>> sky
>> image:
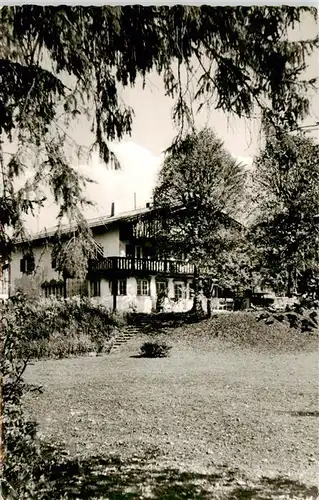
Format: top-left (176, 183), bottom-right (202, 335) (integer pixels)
top-left (17, 11), bottom-right (319, 234)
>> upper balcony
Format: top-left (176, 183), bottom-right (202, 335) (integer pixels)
top-left (89, 256), bottom-right (195, 277)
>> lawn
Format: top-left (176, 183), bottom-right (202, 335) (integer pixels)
top-left (24, 315), bottom-right (319, 499)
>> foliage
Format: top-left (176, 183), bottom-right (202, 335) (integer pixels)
top-left (0, 293), bottom-right (119, 494)
top-left (8, 294), bottom-right (118, 359)
top-left (200, 230), bottom-right (257, 294)
top-left (52, 225), bottom-right (104, 280)
top-left (153, 128), bottom-right (248, 296)
top-left (127, 311), bottom-right (203, 331)
top-left (257, 302), bottom-right (318, 333)
top-left (0, 291), bottom-right (122, 360)
top-left (41, 278), bottom-right (64, 287)
top-left (0, 293), bottom-right (43, 496)
top-left (1, 6), bottom-right (317, 152)
top-left (250, 133), bottom-right (319, 295)
top-left (139, 341), bottom-right (172, 358)
top-left (0, 5), bottom-right (318, 493)
top-left (0, 6), bottom-right (318, 259)
top-left (27, 332), bottom-right (97, 360)
top-left (298, 267), bottom-right (319, 297)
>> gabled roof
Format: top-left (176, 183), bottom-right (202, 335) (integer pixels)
top-left (19, 206), bottom-right (157, 244)
top-left (17, 203), bottom-right (243, 246)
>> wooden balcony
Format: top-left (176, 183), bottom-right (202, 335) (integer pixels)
top-left (89, 256), bottom-right (195, 277)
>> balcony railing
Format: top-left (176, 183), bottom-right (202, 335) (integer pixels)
top-left (89, 256), bottom-right (195, 276)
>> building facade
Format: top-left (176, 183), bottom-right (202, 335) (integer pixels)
top-left (10, 206), bottom-right (206, 313)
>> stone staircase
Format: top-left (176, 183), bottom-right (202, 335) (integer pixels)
top-left (109, 325), bottom-right (141, 353)
top-left (108, 312), bottom-right (187, 353)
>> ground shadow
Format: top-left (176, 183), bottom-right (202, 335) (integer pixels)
top-left (127, 311), bottom-right (205, 334)
top-left (26, 448), bottom-right (318, 499)
top-left (288, 410), bottom-right (319, 418)
top-left (129, 355), bottom-right (170, 359)
top-left (277, 410), bottom-right (319, 418)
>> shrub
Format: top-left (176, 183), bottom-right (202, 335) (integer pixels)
top-left (139, 341), bottom-right (172, 358)
top-left (0, 293), bottom-right (43, 496)
top-left (4, 294), bottom-right (119, 360)
top-left (0, 293), bottom-right (122, 495)
top-left (24, 332), bottom-right (97, 359)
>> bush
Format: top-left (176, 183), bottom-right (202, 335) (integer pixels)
top-left (25, 332), bottom-right (97, 359)
top-left (2, 293), bottom-right (119, 360)
top-left (1, 293), bottom-right (42, 496)
top-left (139, 341), bottom-right (172, 358)
top-left (0, 293), bottom-right (123, 495)
top-left (257, 294), bottom-right (319, 333)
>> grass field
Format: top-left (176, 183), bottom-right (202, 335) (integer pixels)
top-left (24, 315), bottom-right (319, 499)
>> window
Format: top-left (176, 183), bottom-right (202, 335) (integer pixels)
top-left (144, 246), bottom-right (156, 259)
top-left (174, 282), bottom-right (186, 300)
top-left (19, 258), bottom-right (25, 273)
top-left (20, 253), bottom-right (35, 274)
top-left (137, 279), bottom-right (150, 296)
top-left (156, 281), bottom-right (167, 296)
top-left (90, 280), bottom-right (101, 297)
top-left (118, 279), bottom-right (127, 296)
top-left (42, 281), bottom-right (64, 298)
top-left (126, 244), bottom-right (134, 258)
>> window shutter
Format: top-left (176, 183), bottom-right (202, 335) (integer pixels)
top-left (51, 255), bottom-right (56, 269)
top-left (90, 280), bottom-right (101, 297)
top-left (27, 255), bottom-right (35, 273)
top-left (20, 258), bottom-right (26, 273)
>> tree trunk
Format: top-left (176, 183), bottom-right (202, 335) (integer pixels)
top-left (0, 231), bottom-right (4, 495)
top-left (112, 280), bottom-right (117, 312)
top-left (207, 298), bottom-right (212, 318)
top-left (287, 265), bottom-right (295, 297)
top-left (191, 291), bottom-right (204, 315)
top-left (0, 368), bottom-right (4, 498)
top-left (191, 267), bottom-right (204, 316)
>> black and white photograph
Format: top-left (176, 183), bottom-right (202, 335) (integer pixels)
top-left (0, 3), bottom-right (318, 498)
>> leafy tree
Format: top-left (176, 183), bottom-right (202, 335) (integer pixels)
top-left (205, 232), bottom-right (257, 293)
top-left (153, 128), bottom-right (247, 310)
top-left (250, 133), bottom-right (319, 296)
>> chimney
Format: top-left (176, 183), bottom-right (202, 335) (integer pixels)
top-left (146, 202), bottom-right (151, 209)
top-left (111, 202), bottom-right (115, 217)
